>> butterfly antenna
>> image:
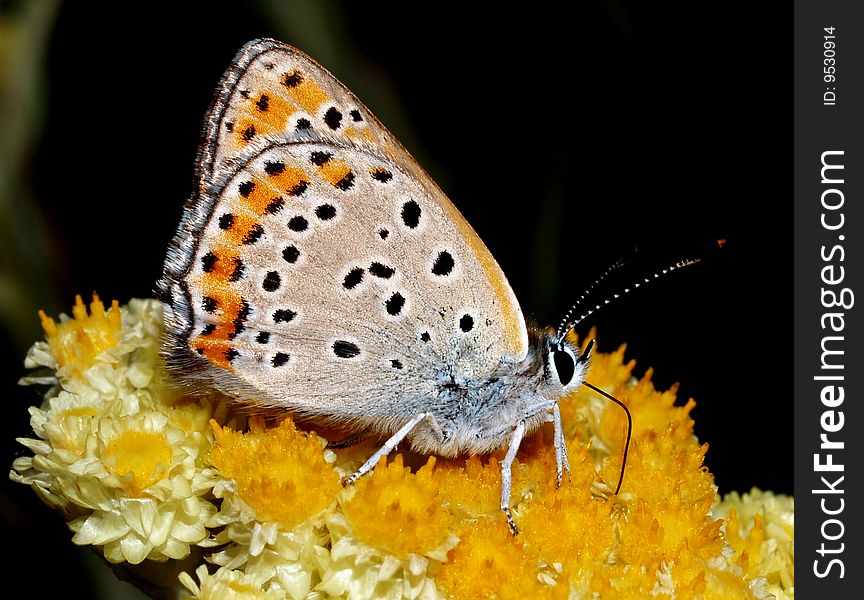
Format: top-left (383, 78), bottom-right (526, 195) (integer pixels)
top-left (554, 255), bottom-right (631, 344)
top-left (561, 241), bottom-right (725, 493)
top-left (555, 255), bottom-right (703, 347)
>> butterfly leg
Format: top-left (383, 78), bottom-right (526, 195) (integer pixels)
top-left (545, 403), bottom-right (571, 487)
top-left (343, 412), bottom-right (430, 485)
top-left (500, 420), bottom-right (526, 535)
top-left (326, 431), bottom-right (369, 449)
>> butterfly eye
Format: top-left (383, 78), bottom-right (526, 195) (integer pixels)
top-left (551, 347), bottom-right (577, 387)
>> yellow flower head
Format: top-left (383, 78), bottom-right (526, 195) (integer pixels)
top-left (714, 489), bottom-right (795, 600)
top-left (101, 417), bottom-right (173, 496)
top-left (437, 518), bottom-right (562, 600)
top-left (342, 454), bottom-right (456, 560)
top-left (63, 406), bottom-right (218, 564)
top-left (38, 293), bottom-right (121, 377)
top-left (180, 565), bottom-right (284, 599)
top-left (518, 446), bottom-right (615, 576)
top-left (208, 417), bottom-right (341, 530)
top-left (13, 298), bottom-right (219, 565)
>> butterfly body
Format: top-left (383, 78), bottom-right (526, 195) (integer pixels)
top-left (402, 328), bottom-right (586, 457)
top-left (158, 39), bottom-right (590, 531)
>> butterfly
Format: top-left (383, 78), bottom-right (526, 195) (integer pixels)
top-left (157, 38), bottom-right (644, 533)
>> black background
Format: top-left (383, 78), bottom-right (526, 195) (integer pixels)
top-left (2, 2), bottom-right (790, 597)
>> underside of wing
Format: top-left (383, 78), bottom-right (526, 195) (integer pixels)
top-left (158, 40), bottom-right (529, 416)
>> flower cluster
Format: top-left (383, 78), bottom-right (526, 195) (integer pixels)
top-left (11, 297), bottom-right (794, 598)
top-left (12, 296), bottom-right (218, 564)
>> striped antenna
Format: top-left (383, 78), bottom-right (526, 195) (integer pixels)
top-left (555, 256), bottom-right (703, 347)
top-left (554, 254), bottom-right (633, 343)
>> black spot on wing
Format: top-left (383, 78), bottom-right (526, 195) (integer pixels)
top-left (370, 167), bottom-right (393, 183)
top-left (201, 252), bottom-right (218, 273)
top-left (242, 224), bottom-right (264, 245)
top-left (343, 268), bottom-right (364, 290)
top-left (334, 171), bottom-right (355, 191)
top-left (369, 262), bottom-right (395, 278)
top-left (218, 214), bottom-right (235, 230)
top-left (272, 352), bottom-right (290, 367)
top-left (324, 107), bottom-right (343, 130)
top-left (432, 251), bottom-right (455, 276)
top-left (310, 151), bottom-right (332, 166)
top-left (401, 200), bottom-right (421, 228)
top-left (273, 309), bottom-right (296, 323)
top-left (229, 257), bottom-right (245, 282)
top-left (385, 292), bottom-right (405, 316)
top-left (333, 340), bottom-right (360, 359)
top-left (238, 181), bottom-right (255, 197)
top-left (282, 71), bottom-right (303, 88)
top-left (264, 161), bottom-right (285, 175)
top-left (262, 271), bottom-right (281, 292)
top-left (266, 197), bottom-right (285, 214)
top-left (288, 216), bottom-right (308, 232)
top-left (288, 181), bottom-right (308, 197)
top-left (315, 204), bottom-right (337, 220)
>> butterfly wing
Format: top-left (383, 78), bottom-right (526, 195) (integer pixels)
top-left (195, 39), bottom-right (413, 187)
top-left (159, 39), bottom-right (528, 420)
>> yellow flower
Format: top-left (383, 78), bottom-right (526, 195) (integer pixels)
top-left (342, 454), bottom-right (457, 560)
top-left (11, 298), bottom-right (795, 598)
top-left (180, 564), bottom-right (285, 599)
top-left (12, 298), bottom-right (219, 564)
top-left (36, 293), bottom-right (121, 377)
top-left (432, 454), bottom-right (504, 520)
top-left (203, 418), bottom-right (338, 599)
top-left (317, 509), bottom-right (445, 599)
top-left (714, 489), bottom-right (795, 600)
top-left (208, 417), bottom-right (340, 530)
top-left (436, 519), bottom-right (561, 600)
top-left (62, 407), bottom-right (218, 564)
top-left (517, 445), bottom-right (615, 586)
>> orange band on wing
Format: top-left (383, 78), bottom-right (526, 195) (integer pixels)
top-left (263, 164), bottom-right (309, 200)
top-left (219, 213), bottom-right (264, 247)
top-left (188, 282), bottom-right (248, 371)
top-left (191, 338), bottom-right (236, 370)
top-left (230, 89), bottom-right (298, 149)
top-left (317, 159), bottom-right (353, 189)
top-left (284, 77), bottom-right (329, 114)
top-left (245, 89), bottom-right (297, 129)
top-left (196, 245), bottom-right (243, 286)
